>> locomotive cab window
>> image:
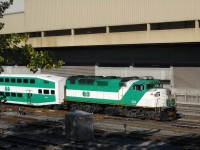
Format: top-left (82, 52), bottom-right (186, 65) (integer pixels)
top-left (133, 85), bottom-right (140, 90)
top-left (133, 85), bottom-right (145, 91)
top-left (154, 83), bottom-right (163, 88)
top-left (140, 85), bottom-right (145, 91)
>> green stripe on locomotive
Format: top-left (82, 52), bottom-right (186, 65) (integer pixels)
top-left (66, 77), bottom-right (160, 106)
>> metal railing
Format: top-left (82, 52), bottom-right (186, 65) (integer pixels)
top-left (174, 93), bottom-right (200, 104)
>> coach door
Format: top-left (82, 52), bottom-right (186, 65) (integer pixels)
top-left (26, 90), bottom-right (32, 104)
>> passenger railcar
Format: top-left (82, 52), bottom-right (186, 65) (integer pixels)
top-left (65, 76), bottom-right (176, 120)
top-left (0, 74), bottom-right (176, 120)
top-left (0, 74), bottom-right (66, 106)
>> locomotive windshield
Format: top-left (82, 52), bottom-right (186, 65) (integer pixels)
top-left (147, 83), bottom-right (163, 89)
top-left (154, 83), bottom-right (163, 88)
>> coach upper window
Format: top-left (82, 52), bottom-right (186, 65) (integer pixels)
top-left (30, 79), bottom-right (35, 84)
top-left (5, 78), bottom-right (9, 82)
top-left (11, 79), bottom-right (16, 83)
top-left (23, 79), bottom-right (28, 83)
top-left (17, 79), bottom-right (22, 83)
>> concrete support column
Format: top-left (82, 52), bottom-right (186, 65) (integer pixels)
top-left (147, 23), bottom-right (151, 42)
top-left (71, 29), bottom-right (75, 35)
top-left (195, 20), bottom-right (199, 28)
top-left (41, 31), bottom-right (44, 47)
top-left (195, 20), bottom-right (199, 40)
top-left (106, 26), bottom-right (110, 33)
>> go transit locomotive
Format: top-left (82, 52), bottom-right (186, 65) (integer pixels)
top-left (0, 74), bottom-right (176, 121)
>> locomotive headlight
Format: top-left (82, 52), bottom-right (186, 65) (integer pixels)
top-left (154, 92), bottom-right (160, 97)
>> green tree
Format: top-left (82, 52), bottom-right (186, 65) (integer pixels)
top-left (0, 0), bottom-right (64, 73)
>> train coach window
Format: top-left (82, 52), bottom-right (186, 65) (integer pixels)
top-left (0, 92), bottom-right (4, 96)
top-left (11, 93), bottom-right (16, 97)
top-left (23, 79), bottom-right (28, 83)
top-left (38, 89), bottom-right (42, 94)
top-left (30, 79), bottom-right (35, 84)
top-left (5, 78), bottom-right (9, 82)
top-left (51, 90), bottom-right (55, 95)
top-left (5, 92), bottom-right (10, 96)
top-left (0, 78), bottom-right (3, 82)
top-left (17, 79), bottom-right (22, 83)
top-left (44, 90), bottom-right (49, 94)
top-left (11, 79), bottom-right (16, 83)
top-left (17, 93), bottom-right (22, 97)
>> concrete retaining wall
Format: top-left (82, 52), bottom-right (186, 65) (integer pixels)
top-left (41, 66), bottom-right (95, 77)
top-left (95, 66), bottom-right (172, 80)
top-left (1, 66), bottom-right (41, 74)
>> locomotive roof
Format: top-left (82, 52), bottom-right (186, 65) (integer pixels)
top-left (67, 76), bottom-right (159, 84)
top-left (0, 74), bottom-right (66, 82)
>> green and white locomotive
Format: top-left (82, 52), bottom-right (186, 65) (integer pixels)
top-left (66, 76), bottom-right (176, 121)
top-left (0, 74), bottom-right (66, 106)
top-left (0, 74), bottom-right (176, 120)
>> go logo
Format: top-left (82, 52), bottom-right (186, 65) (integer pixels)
top-left (5, 86), bottom-right (10, 92)
top-left (82, 91), bottom-right (90, 97)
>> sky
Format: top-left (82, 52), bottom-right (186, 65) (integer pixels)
top-left (1, 0), bottom-right (24, 14)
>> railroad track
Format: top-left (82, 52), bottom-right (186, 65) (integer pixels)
top-left (94, 115), bottom-right (200, 137)
top-left (0, 134), bottom-right (59, 150)
top-left (1, 104), bottom-right (200, 149)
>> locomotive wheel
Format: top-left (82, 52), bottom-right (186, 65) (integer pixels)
top-left (127, 110), bottom-right (137, 118)
top-left (53, 105), bottom-right (62, 110)
top-left (82, 105), bottom-right (93, 113)
top-left (70, 104), bottom-right (77, 111)
top-left (160, 111), bottom-right (168, 121)
top-left (167, 110), bottom-right (176, 120)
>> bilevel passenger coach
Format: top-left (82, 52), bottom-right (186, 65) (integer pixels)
top-left (0, 74), bottom-right (66, 106)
